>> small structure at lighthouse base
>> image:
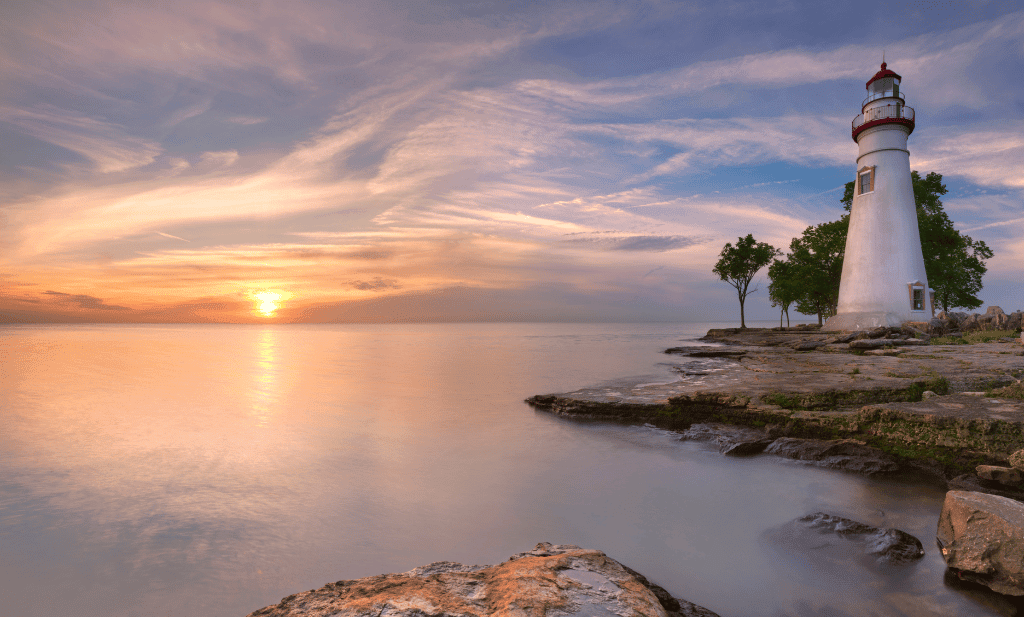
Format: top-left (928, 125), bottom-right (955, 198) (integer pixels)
top-left (823, 62), bottom-right (932, 331)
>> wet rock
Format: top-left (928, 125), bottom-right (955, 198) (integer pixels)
top-left (617, 564), bottom-right (722, 617)
top-left (978, 465), bottom-right (1024, 487)
top-left (937, 490), bottom-right (1024, 596)
top-left (664, 347), bottom-right (746, 358)
top-left (244, 542), bottom-right (721, 617)
top-left (764, 438), bottom-right (901, 475)
top-left (948, 474), bottom-right (1024, 502)
top-left (764, 512), bottom-right (924, 567)
top-left (679, 423), bottom-right (774, 456)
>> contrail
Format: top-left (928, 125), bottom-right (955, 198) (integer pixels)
top-left (156, 231), bottom-right (190, 242)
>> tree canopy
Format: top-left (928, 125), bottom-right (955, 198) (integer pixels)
top-left (767, 258), bottom-right (800, 328)
top-left (782, 216), bottom-right (848, 325)
top-left (713, 234), bottom-right (778, 328)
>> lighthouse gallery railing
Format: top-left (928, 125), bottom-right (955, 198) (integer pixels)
top-left (852, 104), bottom-right (915, 131)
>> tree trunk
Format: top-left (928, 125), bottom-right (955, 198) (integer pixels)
top-left (785, 307), bottom-right (790, 328)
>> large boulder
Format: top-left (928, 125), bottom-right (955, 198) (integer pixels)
top-left (961, 313), bottom-right (981, 331)
top-left (1008, 311), bottom-right (1023, 332)
top-left (927, 317), bottom-right (950, 335)
top-left (765, 512), bottom-right (924, 566)
top-left (245, 543), bottom-right (721, 617)
top-left (936, 491), bottom-right (1024, 596)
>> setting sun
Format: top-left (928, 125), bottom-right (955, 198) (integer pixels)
top-left (253, 292), bottom-right (281, 317)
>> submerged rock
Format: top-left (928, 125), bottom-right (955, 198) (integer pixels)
top-left (678, 423), bottom-right (774, 455)
top-left (245, 543), bottom-right (720, 617)
top-left (764, 438), bottom-right (901, 475)
top-left (937, 491), bottom-right (1024, 596)
top-left (764, 512), bottom-right (924, 567)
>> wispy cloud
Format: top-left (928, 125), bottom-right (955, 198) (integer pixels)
top-left (0, 105), bottom-right (162, 173)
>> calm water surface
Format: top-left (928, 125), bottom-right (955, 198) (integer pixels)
top-left (0, 323), bottom-right (998, 616)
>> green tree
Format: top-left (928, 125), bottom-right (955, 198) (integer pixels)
top-left (842, 171), bottom-right (992, 312)
top-left (767, 258), bottom-right (800, 328)
top-left (713, 234), bottom-right (778, 328)
top-left (776, 217), bottom-right (849, 326)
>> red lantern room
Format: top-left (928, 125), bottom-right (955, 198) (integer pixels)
top-left (851, 62), bottom-right (915, 141)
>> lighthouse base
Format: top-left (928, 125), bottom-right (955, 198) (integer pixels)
top-left (822, 311), bottom-right (906, 332)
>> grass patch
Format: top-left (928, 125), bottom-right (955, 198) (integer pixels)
top-left (986, 381), bottom-right (1024, 400)
top-left (931, 330), bottom-right (1017, 345)
top-left (762, 392), bottom-right (805, 409)
top-left (761, 377), bottom-right (949, 411)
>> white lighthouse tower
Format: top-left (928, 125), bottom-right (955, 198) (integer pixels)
top-left (823, 62), bottom-right (932, 331)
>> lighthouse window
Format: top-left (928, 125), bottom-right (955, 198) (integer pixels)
top-left (912, 288), bottom-right (924, 311)
top-left (858, 167), bottom-right (874, 195)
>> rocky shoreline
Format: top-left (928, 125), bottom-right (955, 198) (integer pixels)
top-left (526, 325), bottom-right (1024, 489)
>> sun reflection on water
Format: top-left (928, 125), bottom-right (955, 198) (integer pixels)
top-left (251, 328), bottom-right (278, 426)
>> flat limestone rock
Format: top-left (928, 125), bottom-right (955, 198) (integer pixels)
top-left (937, 491), bottom-right (1024, 596)
top-left (849, 338), bottom-right (928, 349)
top-left (245, 543), bottom-right (720, 617)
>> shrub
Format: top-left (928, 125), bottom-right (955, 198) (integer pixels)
top-left (931, 330), bottom-right (1016, 345)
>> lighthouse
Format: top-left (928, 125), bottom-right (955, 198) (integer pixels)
top-left (823, 62), bottom-right (932, 331)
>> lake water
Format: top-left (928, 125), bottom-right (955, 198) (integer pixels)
top-left (0, 323), bottom-right (1003, 616)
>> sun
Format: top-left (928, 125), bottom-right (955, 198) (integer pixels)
top-left (253, 291), bottom-right (281, 317)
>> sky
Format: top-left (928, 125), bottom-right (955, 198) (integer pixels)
top-left (1, 0), bottom-right (1022, 324)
